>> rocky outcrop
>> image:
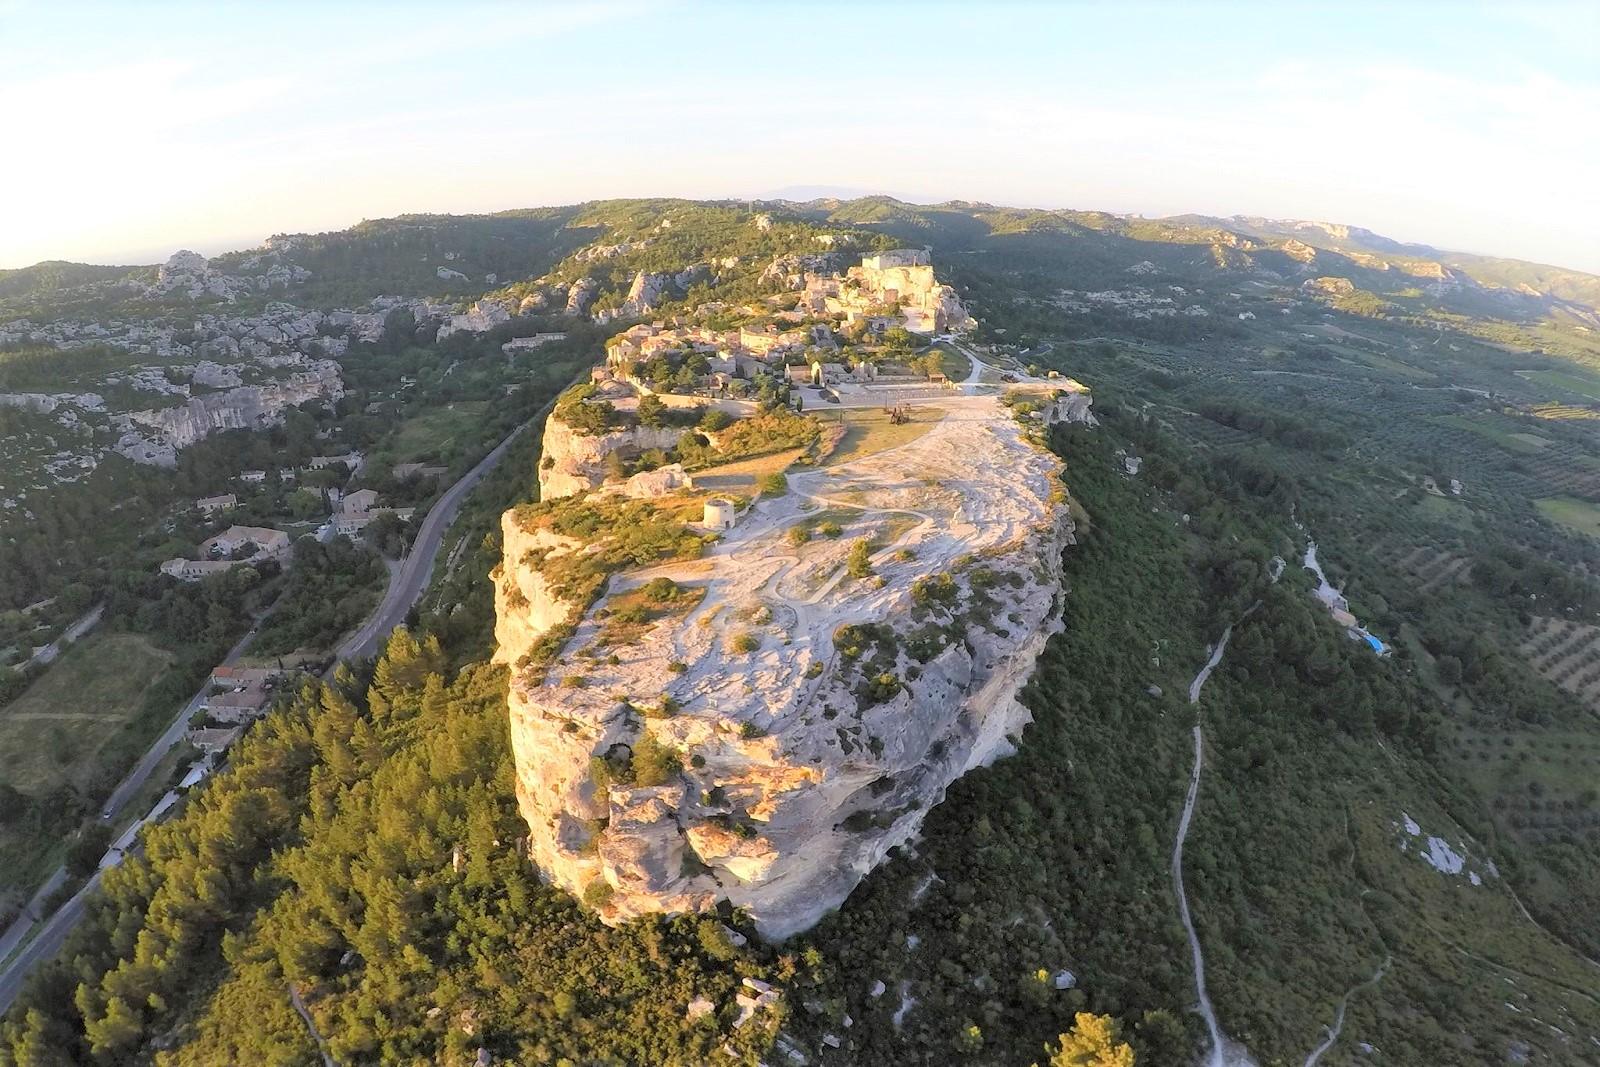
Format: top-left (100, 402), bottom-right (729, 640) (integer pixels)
top-left (1043, 385), bottom-right (1096, 426)
top-left (497, 394), bottom-right (1076, 939)
top-left (536, 413), bottom-right (685, 500)
top-left (565, 278), bottom-right (601, 316)
top-left (492, 521), bottom-right (586, 671)
top-left (114, 362), bottom-right (343, 465)
top-left (593, 268), bottom-right (712, 324)
top-left (625, 271), bottom-right (670, 312)
top-left (437, 298), bottom-right (514, 341)
top-left (1279, 239), bottom-right (1318, 264)
top-left (1305, 276), bottom-right (1356, 296)
top-left (761, 252), bottom-right (849, 290)
top-left (149, 249), bottom-right (311, 303)
top-left (614, 462), bottom-right (693, 499)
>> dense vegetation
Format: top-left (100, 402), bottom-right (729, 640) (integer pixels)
top-left (247, 537), bottom-right (388, 658)
top-left (7, 196), bottom-right (1600, 1064)
top-left (0, 635), bottom-right (781, 1066)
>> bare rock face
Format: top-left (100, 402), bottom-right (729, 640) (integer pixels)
top-left (491, 521), bottom-right (585, 670)
top-left (614, 462), bottom-right (693, 499)
top-left (157, 250), bottom-right (209, 287)
top-left (565, 278), bottom-right (601, 316)
top-left (497, 395), bottom-right (1076, 938)
top-left (536, 413), bottom-right (685, 500)
top-left (1279, 239), bottom-right (1318, 264)
top-left (114, 361), bottom-right (343, 463)
top-left (1305, 276), bottom-right (1356, 296)
top-left (437, 298), bottom-right (514, 341)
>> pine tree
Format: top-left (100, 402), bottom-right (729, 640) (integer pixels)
top-left (1036, 1013), bottom-right (1136, 1067)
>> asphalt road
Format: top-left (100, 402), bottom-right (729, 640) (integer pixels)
top-left (0, 871), bottom-right (102, 1011)
top-left (0, 869), bottom-right (65, 965)
top-left (0, 404), bottom-right (541, 1012)
top-left (335, 420), bottom-right (529, 663)
top-left (25, 602), bottom-right (104, 668)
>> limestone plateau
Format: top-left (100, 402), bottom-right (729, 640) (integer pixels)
top-left (492, 252), bottom-right (1094, 936)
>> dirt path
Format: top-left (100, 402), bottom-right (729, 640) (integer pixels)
top-left (1174, 606), bottom-right (1260, 1067)
top-left (288, 983), bottom-right (337, 1067)
top-left (1303, 956), bottom-right (1391, 1066)
top-left (1504, 881), bottom-right (1600, 973)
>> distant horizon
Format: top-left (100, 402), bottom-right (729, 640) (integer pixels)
top-left (7, 189), bottom-right (1598, 281)
top-left (3, 3), bottom-right (1596, 273)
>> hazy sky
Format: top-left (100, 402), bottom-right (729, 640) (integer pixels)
top-left (2, 1), bottom-right (1597, 272)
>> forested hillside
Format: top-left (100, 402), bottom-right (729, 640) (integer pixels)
top-left (5, 197), bottom-right (1600, 1064)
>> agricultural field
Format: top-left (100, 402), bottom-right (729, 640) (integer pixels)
top-left (1442, 723), bottom-right (1600, 849)
top-left (0, 633), bottom-right (174, 891)
top-left (1517, 367), bottom-right (1600, 401)
top-left (1391, 543), bottom-right (1473, 593)
top-left (1351, 349), bottom-right (1439, 381)
top-left (388, 399), bottom-right (492, 463)
top-left (1429, 413), bottom-right (1551, 454)
top-left (1529, 402), bottom-right (1600, 422)
top-left (1522, 615), bottom-right (1600, 710)
top-left (0, 632), bottom-right (172, 796)
top-left (1534, 496), bottom-right (1600, 539)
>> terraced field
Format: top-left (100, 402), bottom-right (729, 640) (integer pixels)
top-left (1525, 452), bottom-right (1600, 500)
top-left (1529, 402), bottom-right (1600, 422)
top-left (1444, 725), bottom-right (1600, 848)
top-left (1392, 544), bottom-right (1473, 592)
top-left (1522, 615), bottom-right (1600, 710)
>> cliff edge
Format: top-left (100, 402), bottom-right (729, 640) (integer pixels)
top-left (494, 380), bottom-right (1081, 937)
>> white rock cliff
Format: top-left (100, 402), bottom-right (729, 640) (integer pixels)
top-left (495, 392), bottom-right (1075, 938)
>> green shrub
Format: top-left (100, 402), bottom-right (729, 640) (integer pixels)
top-left (642, 576), bottom-right (681, 602)
top-left (631, 731), bottom-right (682, 787)
top-left (698, 408), bottom-right (733, 431)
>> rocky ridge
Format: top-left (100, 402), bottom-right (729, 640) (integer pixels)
top-left (493, 386), bottom-right (1079, 938)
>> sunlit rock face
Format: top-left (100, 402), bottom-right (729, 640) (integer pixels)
top-left (496, 393), bottom-right (1077, 938)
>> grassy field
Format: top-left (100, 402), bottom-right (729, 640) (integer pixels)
top-left (691, 447), bottom-right (807, 496)
top-left (1353, 350), bottom-right (1438, 381)
top-left (817, 406), bottom-right (944, 466)
top-left (0, 632), bottom-right (172, 795)
top-left (1430, 413), bottom-right (1550, 453)
top-left (1518, 367), bottom-right (1600, 401)
top-left (932, 346), bottom-right (970, 380)
top-left (1535, 495), bottom-right (1600, 538)
top-left (390, 400), bottom-right (491, 461)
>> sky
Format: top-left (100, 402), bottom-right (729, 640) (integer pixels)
top-left (1, 1), bottom-right (1597, 273)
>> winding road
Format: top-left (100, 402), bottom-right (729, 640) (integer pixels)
top-left (1173, 606), bottom-right (1260, 1067)
top-left (335, 420), bottom-right (532, 663)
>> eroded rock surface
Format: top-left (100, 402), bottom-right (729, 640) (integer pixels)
top-left (496, 393), bottom-right (1075, 937)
